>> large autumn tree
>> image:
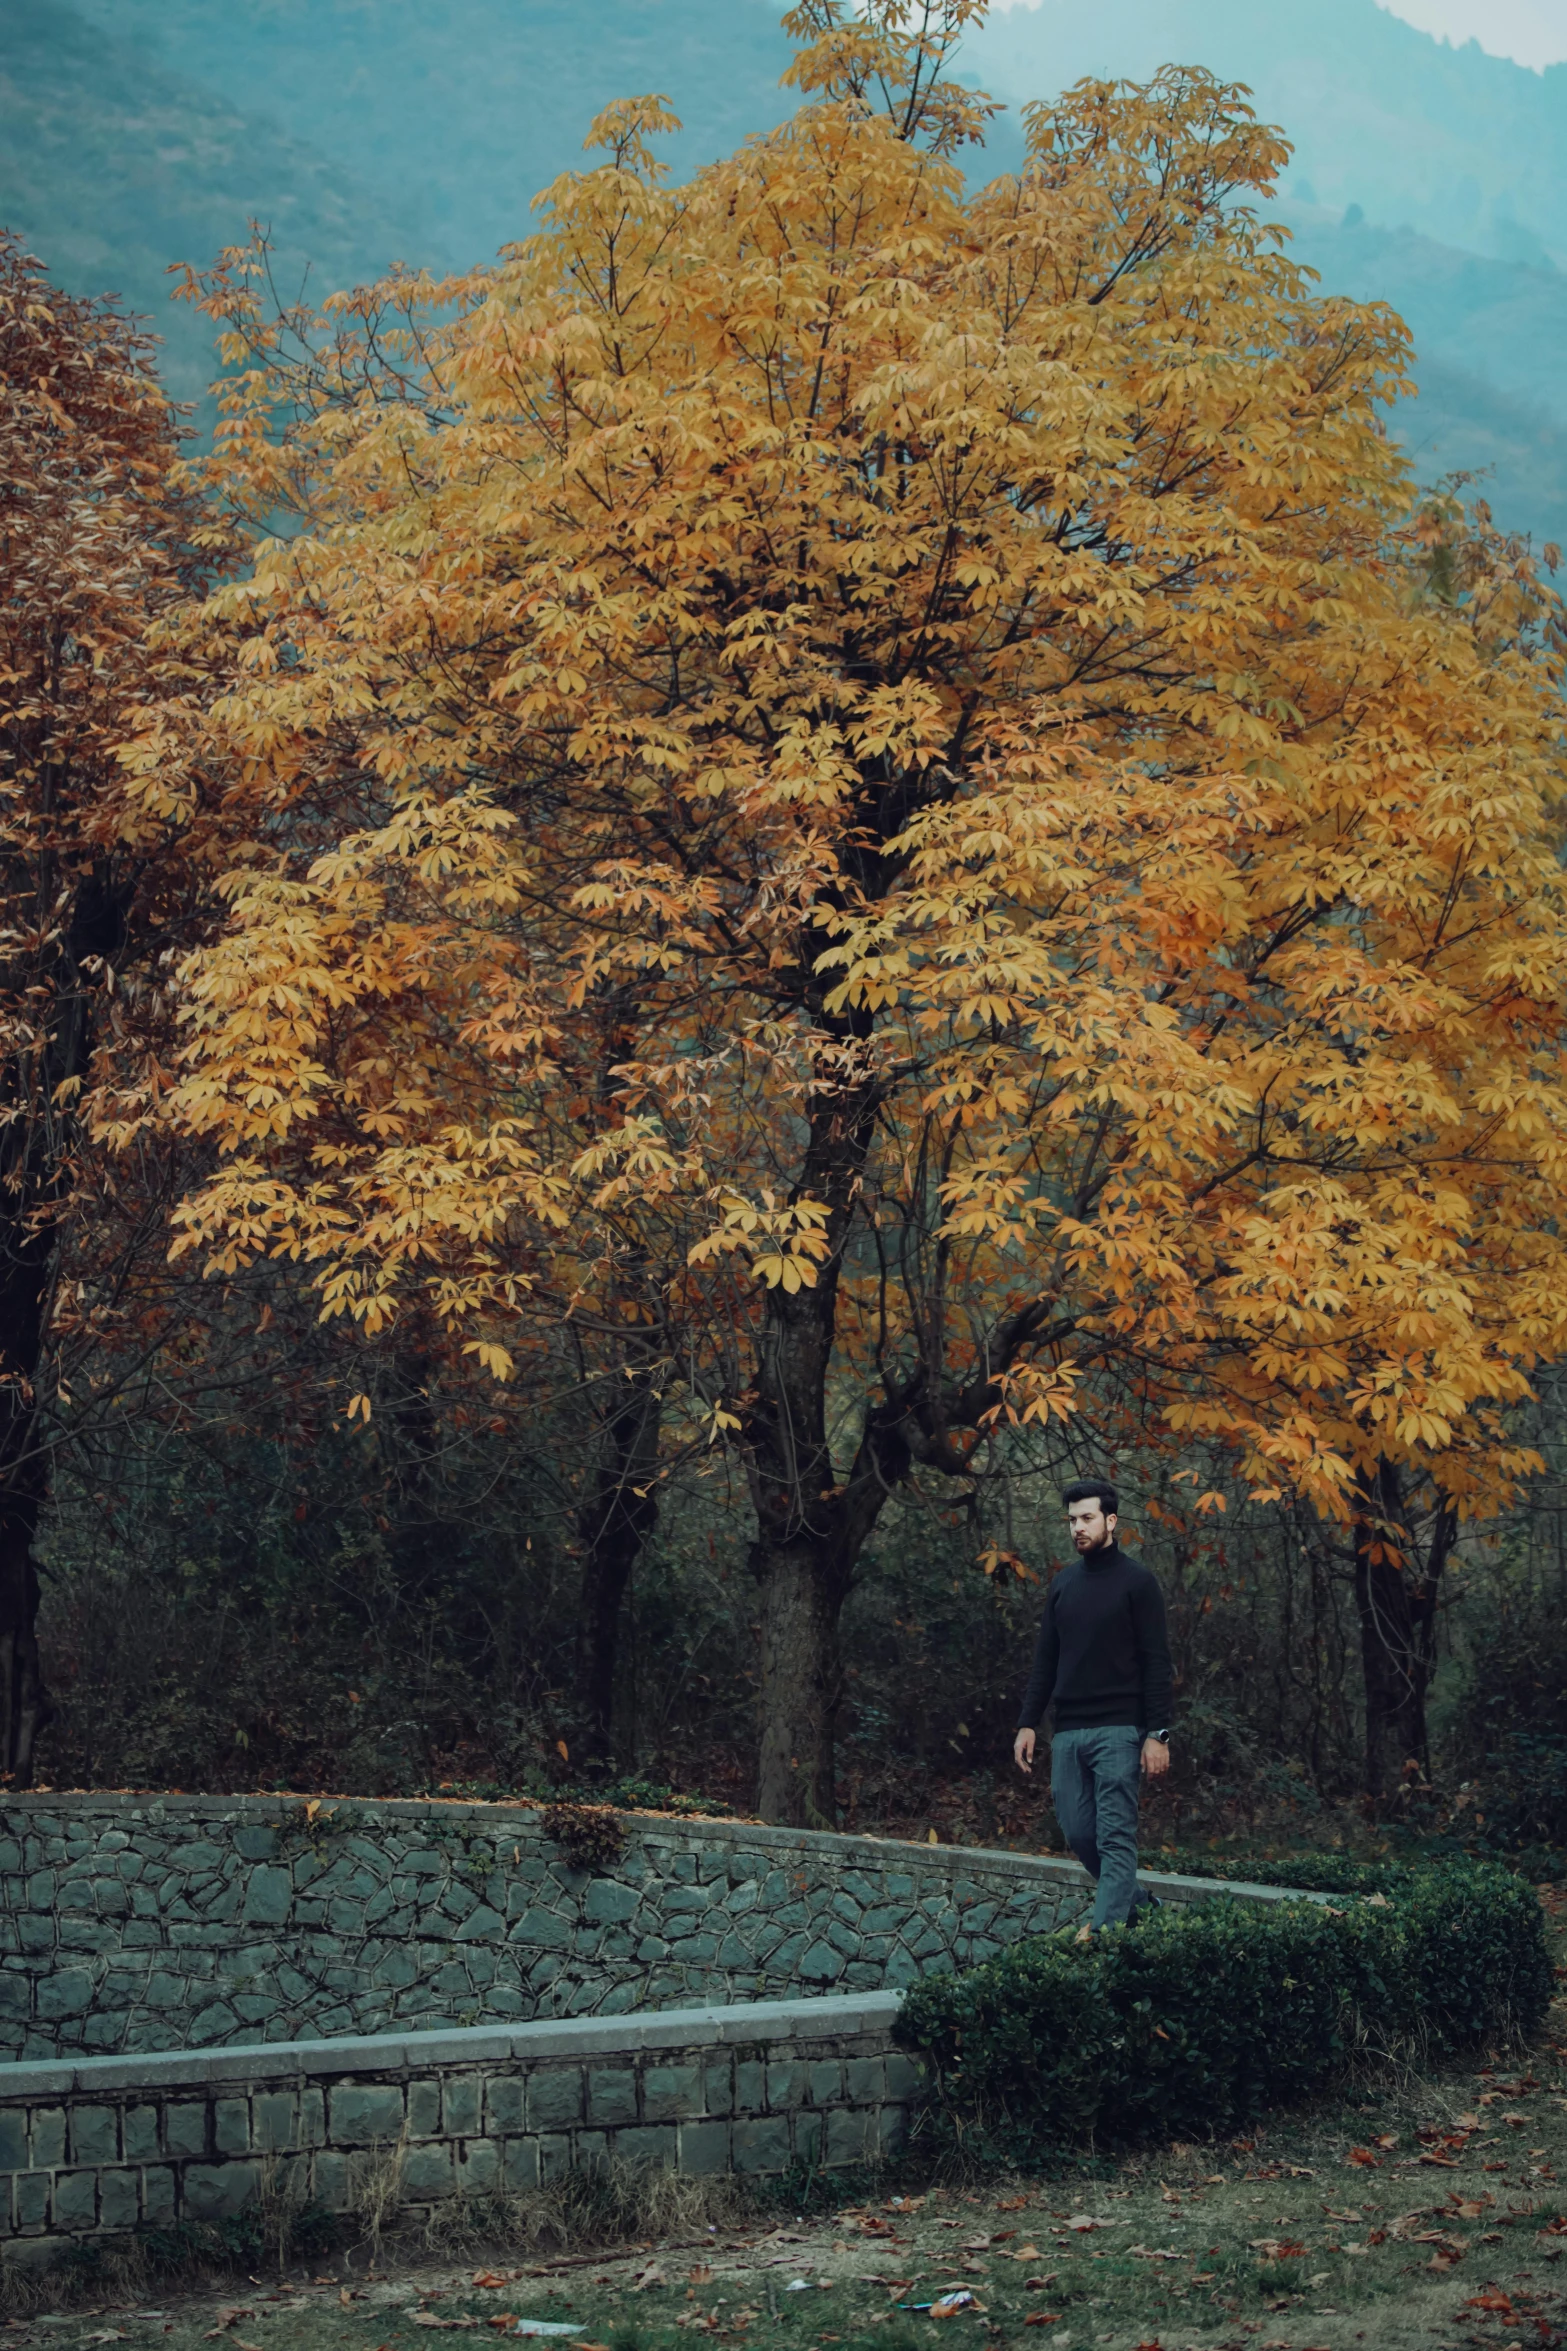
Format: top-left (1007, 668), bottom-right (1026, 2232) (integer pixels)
top-left (0, 234), bottom-right (230, 1779)
top-left (143, 1), bottom-right (1567, 1820)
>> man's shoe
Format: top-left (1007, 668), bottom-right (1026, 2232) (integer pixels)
top-left (1129, 1893), bottom-right (1165, 1927)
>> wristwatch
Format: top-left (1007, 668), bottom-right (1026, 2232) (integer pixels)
top-left (1147, 1727), bottom-right (1172, 1743)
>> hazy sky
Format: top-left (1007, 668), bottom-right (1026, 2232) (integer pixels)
top-left (988, 0), bottom-right (1567, 71)
top-left (1381, 0), bottom-right (1567, 67)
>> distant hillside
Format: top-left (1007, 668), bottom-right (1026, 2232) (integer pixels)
top-left (1283, 205), bottom-right (1567, 422)
top-left (969, 0), bottom-right (1567, 268)
top-left (0, 0), bottom-right (440, 411)
top-left (65, 0), bottom-right (797, 271)
top-left (5, 0), bottom-right (1566, 540)
top-left (1281, 204), bottom-right (1567, 542)
top-left (1383, 359), bottom-right (1567, 547)
top-left (78, 0), bottom-right (1567, 274)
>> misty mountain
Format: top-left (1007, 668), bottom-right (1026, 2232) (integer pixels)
top-left (59, 0), bottom-right (797, 277)
top-left (969, 0), bottom-right (1567, 269)
top-left (1283, 202), bottom-right (1567, 537)
top-left (0, 0), bottom-right (441, 410)
top-left (4, 0), bottom-right (1565, 538)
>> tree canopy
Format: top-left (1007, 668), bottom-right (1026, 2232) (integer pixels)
top-left (130, 0), bottom-right (1567, 1819)
top-left (0, 231), bottom-right (232, 1776)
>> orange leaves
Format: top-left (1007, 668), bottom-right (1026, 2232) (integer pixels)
top-left (976, 1546), bottom-right (1031, 1580)
top-left (0, 262), bottom-right (224, 1080)
top-left (147, 0), bottom-right (1567, 1565)
top-left (688, 1193), bottom-right (834, 1293)
top-left (978, 1360), bottom-right (1081, 1435)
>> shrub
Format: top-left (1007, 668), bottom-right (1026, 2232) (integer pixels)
top-left (541, 1800), bottom-right (627, 1871)
top-left (1155, 1853), bottom-right (1430, 1896)
top-left (1465, 1730), bottom-right (1567, 1852)
top-left (894, 1862), bottom-right (1551, 2163)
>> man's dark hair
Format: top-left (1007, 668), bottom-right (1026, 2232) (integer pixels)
top-left (1062, 1477), bottom-right (1118, 1516)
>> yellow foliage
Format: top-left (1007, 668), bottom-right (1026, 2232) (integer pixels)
top-left (138, 0), bottom-right (1567, 1530)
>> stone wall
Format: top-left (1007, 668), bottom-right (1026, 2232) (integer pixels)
top-left (0, 1800), bottom-right (1320, 2267)
top-left (0, 1991), bottom-right (918, 2269)
top-left (0, 1797), bottom-right (1107, 2062)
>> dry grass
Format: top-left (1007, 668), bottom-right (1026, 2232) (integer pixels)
top-left (354, 2129), bottom-right (411, 2260)
top-left (415, 2161), bottom-right (761, 2260)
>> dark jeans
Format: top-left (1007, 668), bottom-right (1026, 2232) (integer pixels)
top-left (1051, 1724), bottom-right (1146, 1929)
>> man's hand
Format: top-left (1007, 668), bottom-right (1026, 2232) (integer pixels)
top-left (1014, 1728), bottom-right (1036, 1775)
top-left (1141, 1737), bottom-right (1170, 1779)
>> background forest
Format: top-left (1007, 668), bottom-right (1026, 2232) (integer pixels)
top-left (4, 0), bottom-right (1567, 1855)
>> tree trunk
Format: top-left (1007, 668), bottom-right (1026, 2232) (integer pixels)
top-left (0, 1252), bottom-right (52, 1783)
top-left (748, 1264), bottom-right (863, 1826)
top-left (0, 1528), bottom-right (46, 1786)
top-left (386, 1341), bottom-right (442, 1602)
top-left (0, 868), bottom-right (130, 1782)
top-left (744, 1056), bottom-right (886, 1827)
top-left (574, 1352), bottom-right (663, 1762)
top-left (1352, 1460), bottom-right (1453, 1804)
top-left (740, 1050), bottom-right (1070, 1823)
top-left (755, 1532), bottom-right (850, 1827)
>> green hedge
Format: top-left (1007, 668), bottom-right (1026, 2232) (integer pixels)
top-left (893, 1861), bottom-right (1552, 2162)
top-left (1149, 1854), bottom-right (1424, 1894)
top-left (1148, 1852), bottom-right (1469, 1896)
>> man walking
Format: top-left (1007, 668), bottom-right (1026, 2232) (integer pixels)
top-left (1013, 1478), bottom-right (1173, 1932)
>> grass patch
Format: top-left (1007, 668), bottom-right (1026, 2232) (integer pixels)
top-left (32, 2079), bottom-right (1567, 2351)
top-left (419, 2168), bottom-right (759, 2260)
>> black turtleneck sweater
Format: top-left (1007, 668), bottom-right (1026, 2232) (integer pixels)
top-left (1017, 1542), bottom-right (1173, 1734)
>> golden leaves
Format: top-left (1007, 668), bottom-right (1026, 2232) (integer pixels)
top-left (688, 1193), bottom-right (834, 1293)
top-left (142, 12), bottom-right (1567, 1531)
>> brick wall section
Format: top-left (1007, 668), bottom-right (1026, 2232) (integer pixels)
top-left (0, 1993), bottom-right (921, 2268)
top-left (0, 1797), bottom-right (1117, 2061)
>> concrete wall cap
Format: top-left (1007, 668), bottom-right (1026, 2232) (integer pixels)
top-left (0, 2065), bottom-right (81, 2100)
top-left (0, 1990), bottom-right (906, 2100)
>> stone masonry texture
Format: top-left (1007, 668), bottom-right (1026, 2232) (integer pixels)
top-left (0, 1993), bottom-right (919, 2263)
top-left (0, 1796), bottom-right (1123, 2062)
top-left (0, 1801), bottom-right (1309, 2265)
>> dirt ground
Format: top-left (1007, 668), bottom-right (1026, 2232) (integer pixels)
top-left (9, 1893), bottom-right (1567, 2351)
